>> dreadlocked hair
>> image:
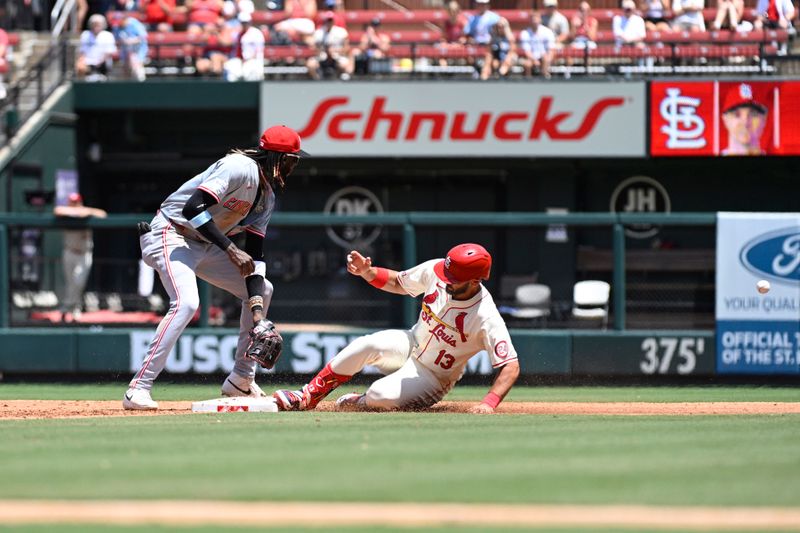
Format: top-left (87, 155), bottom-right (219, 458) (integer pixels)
top-left (229, 147), bottom-right (286, 190)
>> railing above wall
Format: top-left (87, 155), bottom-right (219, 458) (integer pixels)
top-left (0, 212), bottom-right (718, 227)
top-left (1, 40), bottom-right (70, 146)
top-left (50, 0), bottom-right (78, 40)
top-left (0, 212), bottom-right (718, 329)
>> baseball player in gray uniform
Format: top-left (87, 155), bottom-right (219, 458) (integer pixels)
top-left (274, 243), bottom-right (521, 414)
top-left (53, 192), bottom-right (108, 322)
top-left (124, 125), bottom-right (307, 410)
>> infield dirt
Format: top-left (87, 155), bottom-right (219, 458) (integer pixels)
top-left (2, 400), bottom-right (799, 419)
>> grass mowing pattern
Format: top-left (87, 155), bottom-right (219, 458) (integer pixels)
top-left (1, 410), bottom-right (798, 506)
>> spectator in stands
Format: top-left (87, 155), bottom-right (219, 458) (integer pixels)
top-left (76, 14), bottom-right (118, 81)
top-left (307, 10), bottom-right (349, 80)
top-left (671, 0), bottom-right (706, 32)
top-left (184, 0), bottom-right (224, 65)
top-left (116, 15), bottom-right (148, 81)
top-left (0, 28), bottom-right (8, 100)
top-left (721, 82), bottom-right (768, 156)
top-left (350, 17), bottom-right (391, 76)
top-left (436, 0), bottom-right (467, 67)
top-left (187, 0), bottom-right (224, 30)
top-left (80, 0), bottom-right (117, 30)
top-left (223, 11), bottom-right (265, 80)
top-left (464, 0), bottom-right (500, 44)
top-left (275, 0), bottom-right (317, 44)
top-left (613, 0), bottom-right (646, 46)
top-left (196, 18), bottom-right (234, 76)
top-left (570, 1), bottom-right (598, 49)
top-left (54, 192), bottom-right (107, 323)
top-left (754, 0), bottom-right (795, 29)
top-left (77, 0), bottom-right (89, 32)
top-left (711, 0), bottom-right (745, 30)
top-left (318, 0), bottom-right (347, 29)
top-left (519, 10), bottom-right (555, 78)
top-left (141, 0), bottom-right (176, 31)
top-left (442, 0), bottom-right (467, 43)
top-left (640, 0), bottom-right (672, 32)
top-left (219, 0), bottom-right (253, 31)
top-left (542, 0), bottom-right (570, 47)
top-left (224, 0), bottom-right (254, 21)
top-left (118, 0), bottom-right (140, 11)
top-left (481, 16), bottom-right (515, 79)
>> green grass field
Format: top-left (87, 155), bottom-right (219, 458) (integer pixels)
top-left (1, 384), bottom-right (799, 531)
top-left (9, 524), bottom-right (792, 533)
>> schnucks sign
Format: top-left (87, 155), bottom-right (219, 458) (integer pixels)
top-left (260, 82), bottom-right (647, 157)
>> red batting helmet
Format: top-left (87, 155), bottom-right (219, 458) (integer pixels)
top-left (259, 125), bottom-right (309, 156)
top-left (434, 243), bottom-right (492, 283)
top-left (722, 83), bottom-right (768, 115)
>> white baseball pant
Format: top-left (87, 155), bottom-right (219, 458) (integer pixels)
top-left (61, 248), bottom-right (92, 314)
top-left (129, 212), bottom-right (272, 390)
top-left (329, 329), bottom-right (450, 410)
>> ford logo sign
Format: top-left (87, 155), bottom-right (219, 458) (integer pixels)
top-left (740, 228), bottom-right (800, 284)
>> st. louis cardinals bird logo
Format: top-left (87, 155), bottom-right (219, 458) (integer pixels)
top-left (454, 312), bottom-right (468, 343)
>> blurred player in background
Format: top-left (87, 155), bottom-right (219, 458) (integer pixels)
top-left (274, 243), bottom-right (520, 414)
top-left (124, 125), bottom-right (306, 410)
top-left (54, 192), bottom-right (107, 322)
top-left (721, 82), bottom-right (768, 156)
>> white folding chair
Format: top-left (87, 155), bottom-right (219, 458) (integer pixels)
top-left (572, 280), bottom-right (610, 329)
top-left (507, 283), bottom-right (551, 326)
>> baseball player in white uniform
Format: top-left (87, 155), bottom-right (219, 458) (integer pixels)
top-left (124, 125), bottom-right (307, 410)
top-left (274, 243), bottom-right (520, 414)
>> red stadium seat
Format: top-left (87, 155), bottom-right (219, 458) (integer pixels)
top-left (263, 45), bottom-right (316, 59)
top-left (132, 4), bottom-right (787, 77)
top-left (348, 29), bottom-right (442, 43)
top-left (108, 6), bottom-right (781, 32)
top-left (1, 32), bottom-right (18, 74)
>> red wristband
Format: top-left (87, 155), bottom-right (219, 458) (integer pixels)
top-left (369, 267), bottom-right (389, 288)
top-left (481, 392), bottom-right (502, 409)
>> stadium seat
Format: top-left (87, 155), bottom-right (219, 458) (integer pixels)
top-left (125, 1), bottom-right (790, 79)
top-left (572, 280), bottom-right (610, 329)
top-left (1, 33), bottom-right (18, 75)
top-left (508, 283), bottom-right (552, 323)
top-left (348, 29), bottom-right (442, 43)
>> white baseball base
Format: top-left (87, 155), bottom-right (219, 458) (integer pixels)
top-left (191, 396), bottom-right (278, 413)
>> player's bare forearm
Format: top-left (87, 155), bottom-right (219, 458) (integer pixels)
top-left (470, 360), bottom-right (520, 414)
top-left (489, 360), bottom-right (520, 399)
top-left (361, 266), bottom-right (406, 295)
top-left (346, 250), bottom-right (408, 295)
top-left (54, 206), bottom-right (98, 218)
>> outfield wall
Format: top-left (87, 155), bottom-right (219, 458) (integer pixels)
top-left (0, 328), bottom-right (721, 377)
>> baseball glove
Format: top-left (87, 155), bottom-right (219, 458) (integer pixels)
top-left (246, 319), bottom-right (283, 369)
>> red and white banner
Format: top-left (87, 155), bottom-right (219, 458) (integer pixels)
top-left (260, 82), bottom-right (646, 157)
top-left (651, 81), bottom-right (800, 156)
